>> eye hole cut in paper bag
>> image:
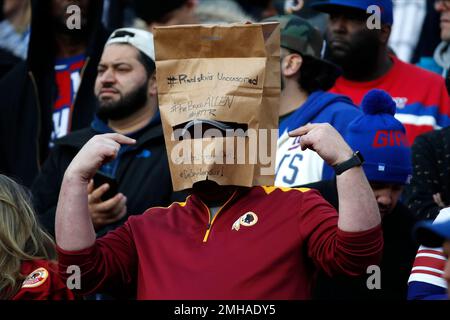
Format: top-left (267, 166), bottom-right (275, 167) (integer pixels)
top-left (154, 22), bottom-right (280, 191)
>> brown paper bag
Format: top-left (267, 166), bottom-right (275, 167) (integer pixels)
top-left (154, 22), bottom-right (280, 191)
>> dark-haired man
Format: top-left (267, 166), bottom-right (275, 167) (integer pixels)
top-left (0, 0), bottom-right (109, 187)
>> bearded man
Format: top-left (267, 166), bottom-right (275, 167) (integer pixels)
top-left (31, 28), bottom-right (177, 238)
top-left (311, 0), bottom-right (450, 144)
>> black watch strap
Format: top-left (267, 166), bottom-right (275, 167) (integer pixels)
top-left (333, 151), bottom-right (364, 175)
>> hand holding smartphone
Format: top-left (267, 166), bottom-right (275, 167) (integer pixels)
top-left (93, 171), bottom-right (119, 201)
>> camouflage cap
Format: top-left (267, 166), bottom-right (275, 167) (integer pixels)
top-left (262, 14), bottom-right (323, 58)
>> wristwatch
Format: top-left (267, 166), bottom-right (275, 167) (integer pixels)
top-left (333, 151), bottom-right (364, 175)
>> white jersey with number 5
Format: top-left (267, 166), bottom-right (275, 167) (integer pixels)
top-left (275, 130), bottom-right (324, 187)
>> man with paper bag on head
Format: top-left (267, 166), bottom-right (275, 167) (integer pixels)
top-left (55, 22), bottom-right (383, 299)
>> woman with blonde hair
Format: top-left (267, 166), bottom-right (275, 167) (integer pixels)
top-left (0, 174), bottom-right (73, 299)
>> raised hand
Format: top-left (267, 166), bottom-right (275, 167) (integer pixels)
top-left (289, 123), bottom-right (354, 167)
top-left (65, 133), bottom-right (136, 183)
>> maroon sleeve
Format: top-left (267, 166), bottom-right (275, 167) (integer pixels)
top-left (57, 219), bottom-right (138, 296)
top-left (12, 261), bottom-right (75, 300)
top-left (298, 189), bottom-right (383, 277)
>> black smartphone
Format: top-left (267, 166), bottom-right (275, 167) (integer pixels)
top-left (93, 171), bottom-right (119, 201)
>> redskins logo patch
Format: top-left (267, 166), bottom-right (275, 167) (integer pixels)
top-left (22, 267), bottom-right (49, 288)
top-left (232, 212), bottom-right (258, 231)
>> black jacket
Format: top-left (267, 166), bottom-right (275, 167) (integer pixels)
top-left (0, 47), bottom-right (21, 79)
top-left (302, 179), bottom-right (418, 300)
top-left (0, 0), bottom-right (108, 186)
top-left (31, 118), bottom-right (180, 237)
top-left (403, 127), bottom-right (450, 220)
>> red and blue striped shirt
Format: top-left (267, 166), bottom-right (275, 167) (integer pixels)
top-left (330, 56), bottom-right (450, 145)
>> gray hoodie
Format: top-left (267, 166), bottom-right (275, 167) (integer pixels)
top-left (434, 41), bottom-right (450, 77)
